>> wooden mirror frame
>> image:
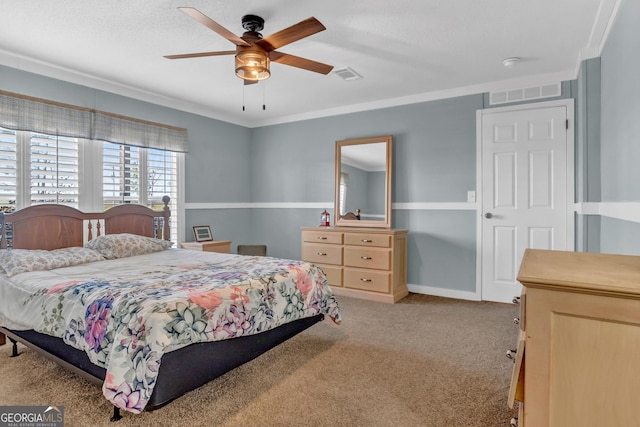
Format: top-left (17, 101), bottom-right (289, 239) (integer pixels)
top-left (334, 135), bottom-right (392, 228)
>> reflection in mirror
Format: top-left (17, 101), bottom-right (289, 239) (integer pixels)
top-left (335, 136), bottom-right (392, 228)
top-left (341, 142), bottom-right (387, 220)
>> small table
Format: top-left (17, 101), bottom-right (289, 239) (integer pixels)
top-left (181, 240), bottom-right (232, 254)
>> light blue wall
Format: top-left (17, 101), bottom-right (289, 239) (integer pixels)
top-left (248, 120), bottom-right (334, 203)
top-left (575, 58), bottom-right (602, 253)
top-left (397, 210), bottom-right (477, 292)
top-left (600, 0), bottom-right (640, 202)
top-left (594, 0), bottom-right (640, 255)
top-left (249, 96), bottom-right (483, 292)
top-left (576, 58), bottom-right (602, 204)
top-left (600, 217), bottom-right (640, 256)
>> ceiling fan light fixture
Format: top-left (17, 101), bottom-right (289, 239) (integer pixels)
top-left (167, 9), bottom-right (332, 81)
top-left (235, 49), bottom-right (270, 81)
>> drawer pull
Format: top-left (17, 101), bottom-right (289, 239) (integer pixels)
top-left (360, 278), bottom-right (372, 282)
top-left (317, 252), bottom-right (327, 256)
top-left (506, 349), bottom-right (517, 361)
top-left (361, 239), bottom-right (373, 243)
top-left (513, 317), bottom-right (520, 325)
top-left (512, 296), bottom-right (521, 305)
top-left (360, 256), bottom-right (372, 260)
top-left (317, 236), bottom-right (328, 240)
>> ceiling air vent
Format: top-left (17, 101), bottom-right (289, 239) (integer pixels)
top-left (490, 83), bottom-right (561, 105)
top-left (334, 67), bottom-right (363, 81)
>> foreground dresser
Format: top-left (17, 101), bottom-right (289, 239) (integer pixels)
top-left (510, 249), bottom-right (640, 427)
top-left (301, 227), bottom-right (408, 303)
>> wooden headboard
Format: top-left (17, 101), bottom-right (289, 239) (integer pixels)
top-left (0, 196), bottom-right (171, 250)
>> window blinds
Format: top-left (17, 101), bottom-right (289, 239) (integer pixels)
top-left (0, 90), bottom-right (188, 153)
top-left (0, 128), bottom-right (18, 208)
top-left (30, 133), bottom-right (79, 207)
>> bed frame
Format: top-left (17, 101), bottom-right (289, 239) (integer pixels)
top-left (0, 198), bottom-right (324, 421)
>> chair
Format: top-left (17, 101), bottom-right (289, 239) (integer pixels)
top-left (237, 244), bottom-right (267, 256)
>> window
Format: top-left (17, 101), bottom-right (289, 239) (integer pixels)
top-left (147, 148), bottom-right (178, 241)
top-left (102, 142), bottom-right (178, 241)
top-left (30, 133), bottom-right (79, 207)
top-left (0, 127), bottom-right (180, 242)
top-left (339, 172), bottom-right (348, 216)
top-left (0, 128), bottom-right (17, 212)
top-left (103, 143), bottom-right (141, 207)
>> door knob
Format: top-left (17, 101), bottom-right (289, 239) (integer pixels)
top-left (485, 212), bottom-right (493, 219)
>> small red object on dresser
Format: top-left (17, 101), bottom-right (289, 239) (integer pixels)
top-left (320, 210), bottom-right (330, 227)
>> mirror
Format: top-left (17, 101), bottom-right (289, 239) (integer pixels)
top-left (334, 135), bottom-right (392, 228)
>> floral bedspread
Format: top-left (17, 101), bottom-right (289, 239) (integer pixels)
top-left (0, 249), bottom-right (341, 413)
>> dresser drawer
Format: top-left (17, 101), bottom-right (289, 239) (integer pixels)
top-left (344, 233), bottom-right (391, 248)
top-left (302, 243), bottom-right (343, 265)
top-left (302, 230), bottom-right (343, 245)
top-left (344, 247), bottom-right (391, 270)
top-left (317, 265), bottom-right (343, 287)
top-left (344, 268), bottom-right (390, 293)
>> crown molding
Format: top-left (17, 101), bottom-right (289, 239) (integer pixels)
top-left (0, 49), bottom-right (249, 127)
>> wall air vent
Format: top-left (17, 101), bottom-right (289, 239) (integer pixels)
top-left (334, 67), bottom-right (363, 81)
top-left (490, 83), bottom-right (561, 105)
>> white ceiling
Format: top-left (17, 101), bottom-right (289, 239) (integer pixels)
top-left (0, 0), bottom-right (620, 128)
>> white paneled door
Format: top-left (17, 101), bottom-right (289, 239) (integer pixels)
top-left (480, 103), bottom-right (572, 303)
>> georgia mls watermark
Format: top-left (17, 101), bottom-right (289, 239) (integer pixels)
top-left (0, 406), bottom-right (64, 427)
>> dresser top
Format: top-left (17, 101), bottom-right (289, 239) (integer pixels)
top-left (301, 226), bottom-right (407, 235)
top-left (518, 249), bottom-right (640, 297)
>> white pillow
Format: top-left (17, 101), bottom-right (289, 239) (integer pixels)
top-left (85, 233), bottom-right (172, 260)
top-left (0, 247), bottom-right (106, 277)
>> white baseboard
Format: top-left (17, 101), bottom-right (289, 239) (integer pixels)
top-left (407, 284), bottom-right (480, 301)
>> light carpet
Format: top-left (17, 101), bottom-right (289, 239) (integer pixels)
top-left (0, 294), bottom-right (519, 426)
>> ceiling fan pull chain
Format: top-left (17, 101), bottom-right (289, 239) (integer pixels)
top-left (242, 84), bottom-right (246, 111)
top-left (263, 82), bottom-right (266, 111)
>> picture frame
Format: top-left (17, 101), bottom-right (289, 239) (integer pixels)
top-left (193, 225), bottom-right (213, 242)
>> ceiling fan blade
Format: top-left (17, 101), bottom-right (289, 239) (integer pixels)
top-left (178, 7), bottom-right (250, 47)
top-left (164, 50), bottom-right (236, 60)
top-left (256, 17), bottom-right (326, 51)
top-left (270, 51), bottom-right (334, 75)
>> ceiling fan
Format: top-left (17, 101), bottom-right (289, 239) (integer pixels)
top-left (165, 7), bottom-right (334, 85)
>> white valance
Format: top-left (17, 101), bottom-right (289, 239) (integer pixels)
top-left (0, 90), bottom-right (188, 153)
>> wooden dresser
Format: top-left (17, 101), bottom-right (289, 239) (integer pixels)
top-left (510, 249), bottom-right (640, 427)
top-left (301, 227), bottom-right (408, 303)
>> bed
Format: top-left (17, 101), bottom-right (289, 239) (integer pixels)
top-left (0, 198), bottom-right (341, 421)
